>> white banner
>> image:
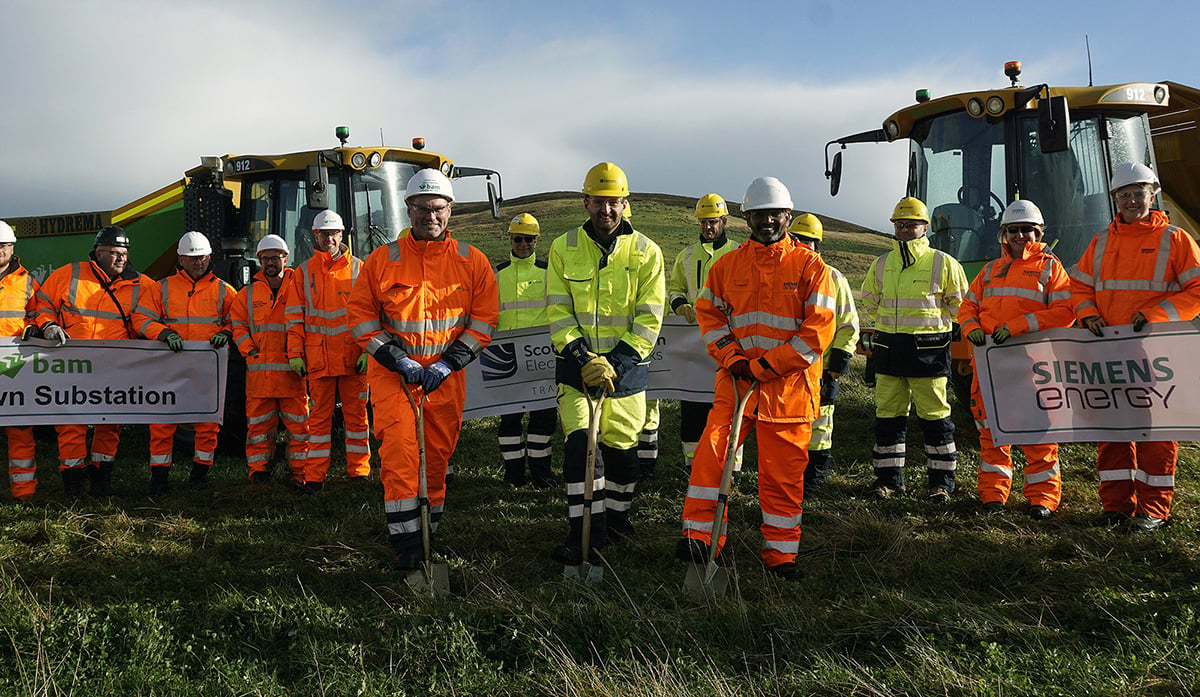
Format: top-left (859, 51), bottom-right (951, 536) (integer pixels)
top-left (0, 338), bottom-right (228, 426)
top-left (975, 321), bottom-right (1200, 445)
top-left (463, 317), bottom-right (717, 419)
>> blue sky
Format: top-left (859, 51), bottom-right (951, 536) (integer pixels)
top-left (2, 0), bottom-right (1197, 230)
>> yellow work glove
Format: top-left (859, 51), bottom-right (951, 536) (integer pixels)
top-left (674, 303), bottom-right (697, 323)
top-left (580, 355), bottom-right (617, 391)
top-left (289, 357), bottom-right (308, 376)
top-left (356, 352), bottom-right (369, 374)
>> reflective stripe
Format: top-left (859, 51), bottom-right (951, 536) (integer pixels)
top-left (1133, 470), bottom-right (1174, 487)
top-left (762, 511), bottom-right (801, 528)
top-left (762, 538), bottom-right (799, 554)
top-left (1099, 468), bottom-right (1135, 481)
top-left (1024, 465), bottom-right (1059, 485)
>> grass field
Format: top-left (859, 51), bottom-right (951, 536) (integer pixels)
top-left (1, 196), bottom-right (1198, 696)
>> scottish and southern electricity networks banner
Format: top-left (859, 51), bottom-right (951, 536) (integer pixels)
top-left (974, 321), bottom-right (1200, 446)
top-left (463, 317), bottom-right (716, 420)
top-left (0, 338), bottom-right (228, 426)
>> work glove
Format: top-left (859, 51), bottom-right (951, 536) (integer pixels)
top-left (991, 326), bottom-right (1011, 345)
top-left (1131, 312), bottom-right (1149, 332)
top-left (951, 323), bottom-right (962, 342)
top-left (209, 330), bottom-right (232, 348)
top-left (728, 359), bottom-right (754, 381)
top-left (374, 343), bottom-right (424, 383)
top-left (674, 303), bottom-right (697, 323)
top-left (289, 357), bottom-right (308, 376)
top-left (1082, 316), bottom-right (1106, 337)
top-left (159, 329), bottom-right (184, 353)
top-left (967, 329), bottom-right (986, 346)
top-left (43, 324), bottom-right (69, 347)
top-left (19, 325), bottom-right (41, 341)
top-left (356, 352), bottom-right (369, 374)
top-left (421, 359), bottom-right (453, 393)
top-left (580, 354), bottom-right (617, 391)
top-left (245, 348), bottom-right (260, 359)
top-left (857, 329), bottom-right (874, 353)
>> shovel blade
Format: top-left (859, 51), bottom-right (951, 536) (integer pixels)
top-left (684, 563), bottom-right (731, 597)
top-left (562, 563), bottom-right (604, 584)
top-left (404, 562), bottom-right (450, 595)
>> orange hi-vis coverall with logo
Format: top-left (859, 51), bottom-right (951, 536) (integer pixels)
top-left (958, 241), bottom-right (1074, 510)
top-left (33, 260), bottom-right (168, 472)
top-left (232, 268), bottom-right (309, 481)
top-left (348, 231), bottom-right (498, 557)
top-left (148, 268), bottom-right (235, 472)
top-left (682, 235), bottom-right (835, 567)
top-left (0, 257), bottom-right (40, 498)
top-left (1069, 210), bottom-right (1200, 520)
top-left (287, 245), bottom-right (370, 483)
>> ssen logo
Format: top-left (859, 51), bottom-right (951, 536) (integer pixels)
top-left (0, 354), bottom-right (93, 379)
top-left (480, 343), bottom-right (519, 381)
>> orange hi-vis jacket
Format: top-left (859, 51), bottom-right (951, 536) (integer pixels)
top-left (1070, 211), bottom-right (1200, 325)
top-left (0, 258), bottom-right (38, 337)
top-left (349, 231), bottom-right (498, 370)
top-left (959, 241), bottom-right (1074, 338)
top-left (33, 260), bottom-right (167, 340)
top-left (286, 246), bottom-right (362, 378)
top-left (696, 235), bottom-right (837, 423)
top-left (232, 269), bottom-right (307, 398)
top-left (153, 268), bottom-right (235, 341)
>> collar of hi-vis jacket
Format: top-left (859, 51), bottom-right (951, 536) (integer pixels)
top-left (508, 251), bottom-right (538, 267)
top-left (1002, 240), bottom-right (1047, 262)
top-left (745, 233), bottom-right (793, 261)
top-left (891, 234), bottom-right (930, 269)
top-left (401, 228), bottom-right (462, 257)
top-left (313, 244), bottom-right (351, 268)
top-left (1108, 209), bottom-right (1170, 237)
top-left (583, 219), bottom-right (634, 253)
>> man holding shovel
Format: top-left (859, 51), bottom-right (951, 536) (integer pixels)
top-left (348, 169), bottom-right (498, 576)
top-left (678, 177), bottom-right (835, 582)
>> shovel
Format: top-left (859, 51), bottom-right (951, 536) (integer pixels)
top-left (563, 386), bottom-right (606, 584)
top-left (685, 377), bottom-right (757, 597)
top-left (402, 382), bottom-right (450, 595)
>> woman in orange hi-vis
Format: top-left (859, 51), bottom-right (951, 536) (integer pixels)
top-left (348, 169), bottom-right (498, 571)
top-left (0, 221), bottom-right (41, 501)
top-left (1070, 162), bottom-right (1200, 533)
top-left (677, 177), bottom-right (835, 582)
top-left (958, 200), bottom-right (1075, 520)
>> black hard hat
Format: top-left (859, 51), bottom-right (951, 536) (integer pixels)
top-left (94, 225), bottom-right (130, 249)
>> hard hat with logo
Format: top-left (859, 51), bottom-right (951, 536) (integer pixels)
top-left (582, 162), bottom-right (629, 198)
top-left (405, 168), bottom-right (456, 202)
top-left (1000, 199), bottom-right (1045, 227)
top-left (742, 177), bottom-right (794, 212)
top-left (256, 234), bottom-right (289, 256)
top-left (789, 213), bottom-right (824, 241)
top-left (177, 231), bottom-right (213, 256)
top-left (695, 193), bottom-right (728, 219)
top-left (1109, 162), bottom-right (1160, 194)
top-left (508, 213), bottom-right (540, 237)
top-left (0, 221), bottom-right (15, 244)
top-left (93, 225), bottom-right (130, 249)
top-left (312, 209), bottom-right (345, 231)
top-left (890, 196), bottom-right (930, 223)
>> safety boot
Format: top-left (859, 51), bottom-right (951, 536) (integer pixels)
top-left (766, 561), bottom-right (804, 582)
top-left (503, 461), bottom-right (525, 488)
top-left (188, 463), bottom-right (210, 491)
top-left (675, 537), bottom-right (710, 564)
top-left (149, 466), bottom-right (170, 496)
top-left (606, 510), bottom-right (635, 543)
top-left (61, 468), bottom-right (86, 498)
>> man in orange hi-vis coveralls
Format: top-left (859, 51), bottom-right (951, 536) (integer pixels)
top-left (147, 231), bottom-right (236, 494)
top-left (1070, 162), bottom-right (1200, 533)
top-left (32, 225), bottom-right (169, 497)
top-left (348, 169), bottom-right (498, 571)
top-left (287, 209), bottom-right (371, 493)
top-left (232, 235), bottom-right (309, 485)
top-left (677, 177), bottom-right (835, 582)
top-left (958, 200), bottom-right (1074, 520)
top-left (0, 221), bottom-right (41, 501)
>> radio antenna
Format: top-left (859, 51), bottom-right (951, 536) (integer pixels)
top-left (380, 128), bottom-right (385, 146)
top-left (1085, 35), bottom-right (1094, 87)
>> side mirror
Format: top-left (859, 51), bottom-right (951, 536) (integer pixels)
top-left (306, 164), bottom-right (329, 210)
top-left (828, 152), bottom-right (843, 197)
top-left (488, 179), bottom-right (501, 219)
top-left (1038, 96), bottom-right (1070, 154)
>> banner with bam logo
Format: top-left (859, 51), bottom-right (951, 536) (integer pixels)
top-left (0, 338), bottom-right (228, 426)
top-left (974, 321), bottom-right (1200, 445)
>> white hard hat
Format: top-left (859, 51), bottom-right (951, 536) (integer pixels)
top-left (312, 209), bottom-right (344, 231)
top-left (256, 234), bottom-right (289, 256)
top-left (405, 168), bottom-right (455, 203)
top-left (742, 176), bottom-right (793, 212)
top-left (1000, 200), bottom-right (1045, 227)
top-left (0, 221), bottom-right (15, 244)
top-left (177, 231), bottom-right (212, 256)
top-left (1109, 162), bottom-right (1160, 194)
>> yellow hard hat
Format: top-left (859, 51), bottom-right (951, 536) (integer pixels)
top-left (890, 196), bottom-right (930, 223)
top-left (695, 193), bottom-right (728, 219)
top-left (582, 162), bottom-right (630, 198)
top-left (508, 213), bottom-right (540, 236)
top-left (623, 201), bottom-right (632, 220)
top-left (789, 213), bottom-right (823, 241)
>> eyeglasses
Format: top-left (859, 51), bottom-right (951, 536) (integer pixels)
top-left (409, 203), bottom-right (452, 218)
top-left (893, 221), bottom-right (925, 230)
top-left (510, 236), bottom-right (537, 244)
top-left (1005, 225), bottom-right (1040, 235)
top-left (748, 210), bottom-right (789, 220)
top-left (586, 197), bottom-right (626, 210)
top-left (97, 249), bottom-right (129, 259)
top-left (1115, 189), bottom-right (1152, 202)
top-left (259, 254), bottom-right (287, 262)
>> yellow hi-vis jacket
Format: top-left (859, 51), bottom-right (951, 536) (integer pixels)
top-left (668, 237), bottom-right (738, 310)
top-left (495, 252), bottom-right (548, 331)
top-left (825, 265), bottom-right (860, 373)
top-left (546, 220), bottom-right (665, 396)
